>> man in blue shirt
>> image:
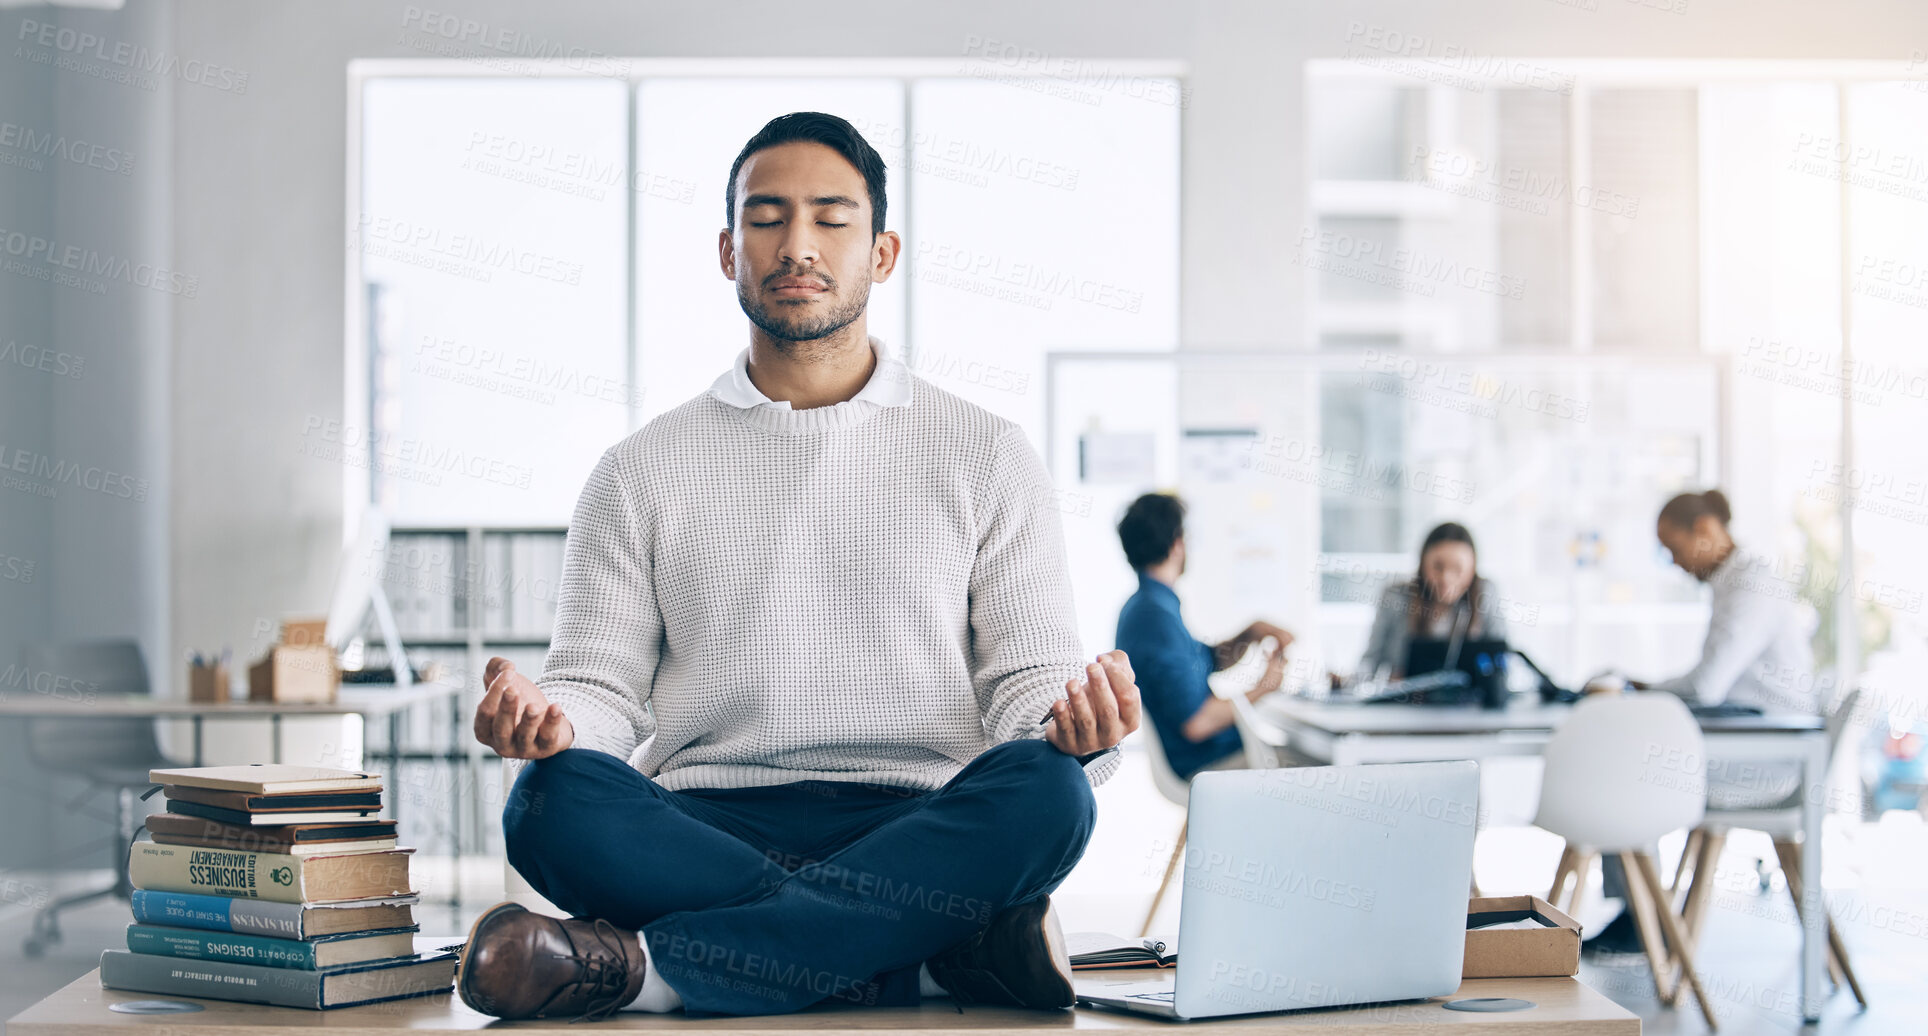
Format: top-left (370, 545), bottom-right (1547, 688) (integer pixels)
top-left (1114, 493), bottom-right (1293, 779)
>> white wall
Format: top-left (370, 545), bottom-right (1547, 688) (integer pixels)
top-left (0, 0), bottom-right (174, 867)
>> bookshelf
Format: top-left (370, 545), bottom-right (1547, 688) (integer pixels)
top-left (362, 525), bottom-right (568, 856)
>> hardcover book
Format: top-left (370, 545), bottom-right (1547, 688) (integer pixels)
top-left (162, 784), bottom-right (383, 812)
top-left (147, 764), bottom-right (384, 795)
top-left (129, 890), bottom-right (418, 939)
top-left (147, 812), bottom-right (396, 853)
top-left (128, 842), bottom-right (415, 903)
top-left (125, 923), bottom-right (418, 970)
top-left (99, 947), bottom-right (456, 1009)
top-left (164, 799), bottom-right (380, 827)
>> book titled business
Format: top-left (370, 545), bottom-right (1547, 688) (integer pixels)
top-left (129, 889), bottom-right (417, 939)
top-left (127, 843), bottom-right (415, 903)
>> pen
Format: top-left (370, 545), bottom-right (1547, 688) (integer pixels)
top-left (1036, 657), bottom-right (1115, 728)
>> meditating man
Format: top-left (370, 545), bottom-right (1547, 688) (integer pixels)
top-left (454, 111), bottom-right (1141, 1022)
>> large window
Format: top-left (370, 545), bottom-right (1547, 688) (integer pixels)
top-left (1300, 62), bottom-right (1928, 692)
top-left (349, 61), bottom-right (1184, 526)
top-left (357, 77), bottom-right (631, 527)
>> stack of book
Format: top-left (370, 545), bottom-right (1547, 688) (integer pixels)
top-left (99, 764), bottom-right (457, 1010)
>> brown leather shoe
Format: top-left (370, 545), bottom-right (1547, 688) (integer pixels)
top-left (455, 901), bottom-right (646, 1021)
top-left (925, 896), bottom-right (1075, 1010)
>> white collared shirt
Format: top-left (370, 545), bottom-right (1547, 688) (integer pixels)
top-left (1651, 546), bottom-right (1821, 713)
top-left (707, 335), bottom-right (913, 411)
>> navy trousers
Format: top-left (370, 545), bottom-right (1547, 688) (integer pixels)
top-left (501, 738), bottom-right (1098, 1015)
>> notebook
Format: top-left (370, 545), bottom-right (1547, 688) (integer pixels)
top-left (148, 765), bottom-right (384, 795)
top-left (1066, 931), bottom-right (1179, 969)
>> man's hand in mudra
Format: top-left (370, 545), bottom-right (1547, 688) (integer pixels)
top-left (474, 656), bottom-right (575, 759)
top-left (1044, 649), bottom-right (1141, 757)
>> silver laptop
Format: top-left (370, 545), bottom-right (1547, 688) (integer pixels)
top-left (1078, 761), bottom-right (1478, 1021)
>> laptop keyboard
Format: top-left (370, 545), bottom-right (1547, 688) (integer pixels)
top-left (1130, 991), bottom-right (1177, 1002)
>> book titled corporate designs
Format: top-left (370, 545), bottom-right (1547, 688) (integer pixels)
top-left (125, 923), bottom-right (419, 970)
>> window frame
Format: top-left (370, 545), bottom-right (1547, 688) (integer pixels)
top-left (344, 56), bottom-right (1188, 530)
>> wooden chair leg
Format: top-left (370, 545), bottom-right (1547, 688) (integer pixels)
top-left (1140, 818), bottom-right (1186, 937)
top-left (1568, 851), bottom-right (1597, 918)
top-left (1671, 827), bottom-right (1705, 900)
top-left (1548, 845), bottom-right (1577, 909)
top-left (1619, 851), bottom-right (1678, 1006)
top-left (1633, 852), bottom-right (1719, 1031)
top-left (1678, 828), bottom-right (1726, 952)
top-left (1774, 840), bottom-right (1867, 1008)
top-left (1770, 840), bottom-right (1847, 990)
top-left (1826, 919), bottom-right (1868, 1008)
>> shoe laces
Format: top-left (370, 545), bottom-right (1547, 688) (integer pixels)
top-left (930, 926), bottom-right (994, 1015)
top-left (560, 918), bottom-right (636, 1023)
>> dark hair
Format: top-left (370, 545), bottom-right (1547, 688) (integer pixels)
top-left (725, 112), bottom-right (887, 238)
top-left (1411, 522), bottom-right (1483, 635)
top-left (1659, 489), bottom-right (1732, 529)
top-left (1118, 493), bottom-right (1186, 571)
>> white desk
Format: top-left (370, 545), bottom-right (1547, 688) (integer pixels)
top-left (0, 683), bottom-right (473, 906)
top-left (1250, 695), bottom-right (1832, 1022)
top-left (7, 967), bottom-right (1641, 1034)
top-left (0, 684), bottom-right (464, 765)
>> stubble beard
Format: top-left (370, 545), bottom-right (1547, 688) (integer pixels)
top-left (737, 270), bottom-right (871, 361)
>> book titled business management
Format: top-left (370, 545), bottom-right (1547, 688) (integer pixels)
top-left (127, 842), bottom-right (415, 903)
top-left (99, 948), bottom-right (457, 1009)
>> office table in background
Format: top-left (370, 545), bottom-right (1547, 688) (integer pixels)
top-left (7, 965), bottom-right (1640, 1034)
top-left (0, 683), bottom-right (473, 907)
top-left (1253, 694), bottom-right (1832, 1022)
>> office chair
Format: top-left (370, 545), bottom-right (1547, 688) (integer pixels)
top-left (1536, 693), bottom-right (1718, 1030)
top-left (1136, 711), bottom-right (1195, 937)
top-left (1227, 691), bottom-right (1286, 769)
top-left (1139, 687), bottom-right (1302, 935)
top-left (1669, 688), bottom-right (1866, 1007)
top-left (17, 639), bottom-right (177, 957)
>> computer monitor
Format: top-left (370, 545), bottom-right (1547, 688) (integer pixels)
top-left (1402, 638), bottom-right (1510, 706)
top-left (322, 507), bottom-right (411, 688)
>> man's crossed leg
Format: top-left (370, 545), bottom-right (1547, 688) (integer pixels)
top-left (457, 737), bottom-right (1097, 1019)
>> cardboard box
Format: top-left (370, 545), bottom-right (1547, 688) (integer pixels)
top-left (186, 661), bottom-right (231, 703)
top-left (248, 644), bottom-right (339, 703)
top-left (1462, 895), bottom-right (1581, 978)
top-left (279, 616), bottom-right (329, 648)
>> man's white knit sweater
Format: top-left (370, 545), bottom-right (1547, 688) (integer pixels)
top-left (536, 336), bottom-right (1121, 792)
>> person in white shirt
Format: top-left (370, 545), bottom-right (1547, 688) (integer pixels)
top-left (1589, 489), bottom-right (1821, 955)
top-left (1632, 489), bottom-right (1821, 715)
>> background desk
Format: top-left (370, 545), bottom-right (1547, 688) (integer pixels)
top-left (7, 965), bottom-right (1639, 1034)
top-left (0, 684), bottom-right (472, 906)
top-left (1254, 694), bottom-right (1830, 1021)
